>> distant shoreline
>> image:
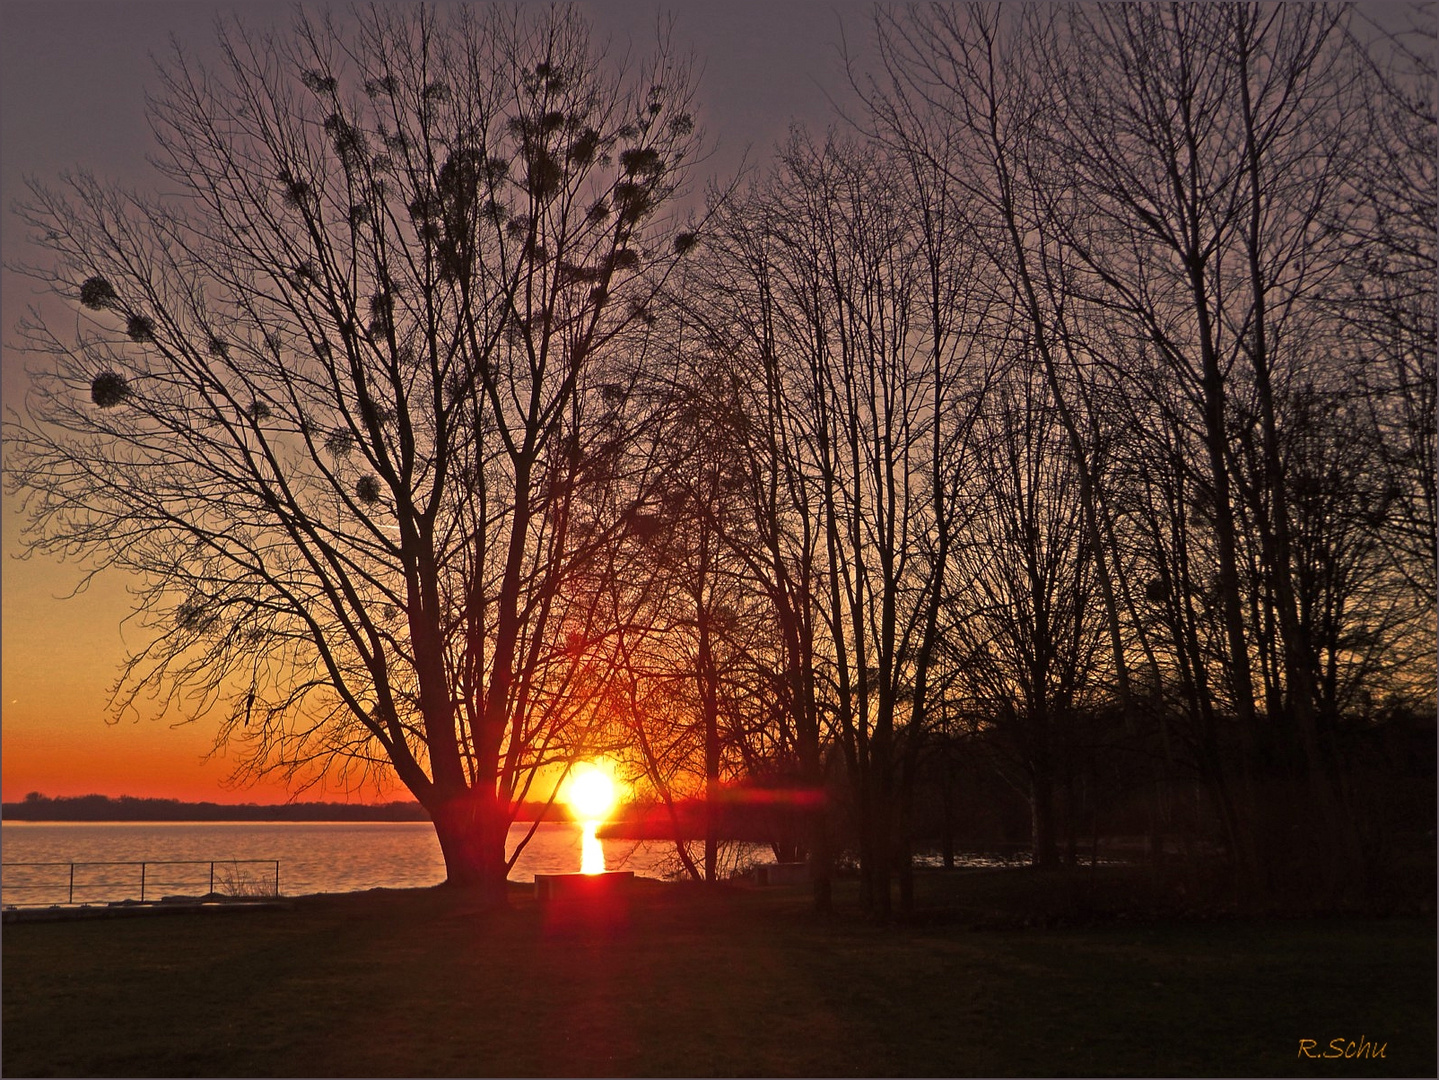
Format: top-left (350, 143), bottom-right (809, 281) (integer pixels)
top-left (2, 794), bottom-right (557, 823)
top-left (4, 791), bottom-right (823, 831)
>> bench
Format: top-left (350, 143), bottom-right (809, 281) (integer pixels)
top-left (754, 862), bottom-right (809, 886)
top-left (533, 870), bottom-right (635, 901)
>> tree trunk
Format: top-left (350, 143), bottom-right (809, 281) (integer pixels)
top-left (431, 793), bottom-right (511, 906)
top-left (699, 610), bottom-right (720, 885)
top-left (1233, 13), bottom-right (1358, 883)
top-left (941, 774), bottom-right (956, 870)
top-left (897, 834), bottom-right (915, 914)
top-left (1031, 767), bottom-right (1059, 869)
top-left (1064, 771), bottom-right (1079, 868)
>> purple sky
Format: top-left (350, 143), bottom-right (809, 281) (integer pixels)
top-left (0, 0), bottom-right (876, 801)
top-left (1, 1), bottom-right (873, 396)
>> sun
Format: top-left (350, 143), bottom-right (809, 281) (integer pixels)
top-left (565, 761), bottom-right (618, 822)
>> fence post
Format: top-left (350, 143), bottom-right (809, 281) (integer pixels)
top-left (210, 862), bottom-right (215, 896)
top-left (274, 860), bottom-right (280, 897)
top-left (69, 863), bottom-right (74, 904)
top-left (140, 862), bottom-right (146, 903)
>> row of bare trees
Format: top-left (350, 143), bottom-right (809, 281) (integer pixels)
top-left (609, 2), bottom-right (1434, 913)
top-left (8, 4), bottom-right (1433, 913)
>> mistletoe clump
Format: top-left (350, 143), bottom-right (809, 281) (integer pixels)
top-left (126, 314), bottom-right (156, 342)
top-left (90, 371), bottom-right (131, 408)
top-left (79, 276), bottom-right (118, 310)
top-left (355, 475), bottom-right (382, 504)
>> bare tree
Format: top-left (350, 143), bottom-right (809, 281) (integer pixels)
top-left (1036, 3), bottom-right (1376, 874)
top-left (627, 347), bottom-right (765, 883)
top-left (945, 360), bottom-right (1108, 867)
top-left (672, 193), bottom-right (839, 909)
top-left (7, 5), bottom-right (703, 901)
top-left (719, 130), bottom-right (990, 918)
top-left (864, 2), bottom-right (1180, 862)
top-left (1339, 3), bottom-right (1436, 606)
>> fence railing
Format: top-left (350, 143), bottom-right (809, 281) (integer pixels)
top-left (1, 860), bottom-right (280, 907)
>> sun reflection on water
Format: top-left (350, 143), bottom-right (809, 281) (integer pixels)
top-left (580, 821), bottom-right (606, 875)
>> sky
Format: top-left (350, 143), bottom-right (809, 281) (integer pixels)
top-left (2, 0), bottom-right (1420, 805)
top-left (0, 0), bottom-right (876, 803)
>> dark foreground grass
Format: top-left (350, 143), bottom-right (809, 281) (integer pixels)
top-left (3, 873), bottom-right (1433, 1077)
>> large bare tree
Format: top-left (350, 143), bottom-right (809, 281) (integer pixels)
top-left (7, 4), bottom-right (703, 901)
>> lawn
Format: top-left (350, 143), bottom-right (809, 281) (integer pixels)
top-left (3, 873), bottom-right (1433, 1077)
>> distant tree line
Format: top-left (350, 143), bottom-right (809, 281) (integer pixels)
top-left (7, 3), bottom-right (1433, 915)
top-left (4, 792), bottom-right (429, 822)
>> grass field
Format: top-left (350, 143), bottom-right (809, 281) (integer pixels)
top-left (3, 871), bottom-right (1433, 1077)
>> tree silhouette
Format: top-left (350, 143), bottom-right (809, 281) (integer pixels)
top-left (8, 5), bottom-right (702, 901)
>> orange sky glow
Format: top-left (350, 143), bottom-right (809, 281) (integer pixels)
top-left (0, 0), bottom-right (866, 805)
top-left (1, 502), bottom-right (389, 805)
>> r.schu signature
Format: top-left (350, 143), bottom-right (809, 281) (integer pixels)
top-left (1297, 1036), bottom-right (1387, 1059)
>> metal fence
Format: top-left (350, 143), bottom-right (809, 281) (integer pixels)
top-left (1, 860), bottom-right (280, 907)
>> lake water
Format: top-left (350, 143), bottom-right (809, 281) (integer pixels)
top-left (0, 820), bottom-right (757, 906)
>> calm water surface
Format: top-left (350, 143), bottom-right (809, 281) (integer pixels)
top-left (0, 820), bottom-right (734, 905)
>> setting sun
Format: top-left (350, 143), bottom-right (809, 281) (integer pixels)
top-left (565, 761), bottom-right (618, 823)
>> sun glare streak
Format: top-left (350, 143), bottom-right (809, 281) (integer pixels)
top-left (580, 821), bottom-right (606, 875)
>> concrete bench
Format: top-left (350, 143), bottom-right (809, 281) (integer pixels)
top-left (533, 870), bottom-right (634, 902)
top-left (754, 862), bottom-right (809, 886)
